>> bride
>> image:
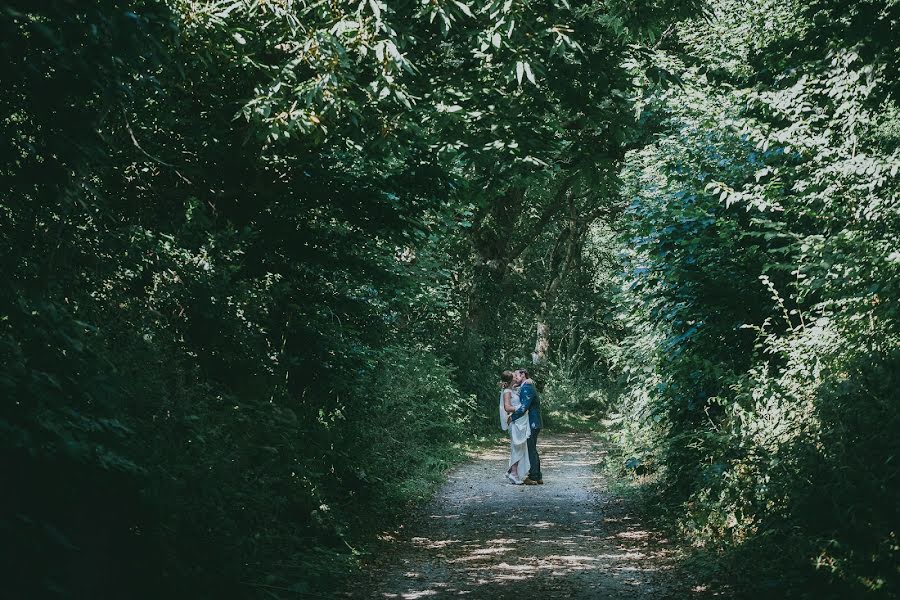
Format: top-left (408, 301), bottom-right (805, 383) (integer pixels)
top-left (499, 370), bottom-right (530, 484)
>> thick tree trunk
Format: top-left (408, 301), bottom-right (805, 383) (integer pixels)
top-left (532, 320), bottom-right (550, 365)
top-left (463, 185), bottom-right (528, 334)
top-left (463, 180), bottom-right (575, 338)
top-left (530, 186), bottom-right (594, 366)
top-left (465, 258), bottom-right (507, 333)
top-left (531, 281), bottom-right (559, 366)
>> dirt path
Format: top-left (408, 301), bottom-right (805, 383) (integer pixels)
top-left (346, 433), bottom-right (731, 599)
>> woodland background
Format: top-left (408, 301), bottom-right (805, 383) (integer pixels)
top-left (1, 0), bottom-right (897, 598)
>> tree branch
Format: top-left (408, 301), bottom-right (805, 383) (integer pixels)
top-left (123, 108), bottom-right (193, 185)
top-left (506, 175), bottom-right (575, 262)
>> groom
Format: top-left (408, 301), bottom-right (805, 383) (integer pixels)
top-left (509, 368), bottom-right (543, 484)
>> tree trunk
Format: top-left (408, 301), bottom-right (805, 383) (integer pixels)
top-left (532, 320), bottom-right (550, 365)
top-left (530, 186), bottom-right (592, 366)
top-left (465, 258), bottom-right (507, 333)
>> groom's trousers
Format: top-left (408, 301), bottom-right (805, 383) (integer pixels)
top-left (527, 428), bottom-right (542, 481)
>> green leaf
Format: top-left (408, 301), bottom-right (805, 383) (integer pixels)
top-left (452, 1), bottom-right (474, 18)
top-left (523, 61), bottom-right (535, 84)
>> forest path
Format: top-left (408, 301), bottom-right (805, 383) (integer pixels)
top-left (346, 433), bottom-right (731, 599)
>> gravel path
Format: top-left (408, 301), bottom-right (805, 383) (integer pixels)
top-left (346, 433), bottom-right (731, 599)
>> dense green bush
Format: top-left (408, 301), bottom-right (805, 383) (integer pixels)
top-left (1, 294), bottom-right (474, 598)
top-left (608, 0), bottom-right (900, 596)
top-left (350, 347), bottom-right (474, 506)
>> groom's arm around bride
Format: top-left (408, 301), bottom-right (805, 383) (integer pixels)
top-left (509, 379), bottom-right (537, 424)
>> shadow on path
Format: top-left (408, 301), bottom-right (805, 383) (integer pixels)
top-left (346, 433), bottom-right (731, 599)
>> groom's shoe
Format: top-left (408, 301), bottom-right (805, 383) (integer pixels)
top-left (523, 477), bottom-right (543, 485)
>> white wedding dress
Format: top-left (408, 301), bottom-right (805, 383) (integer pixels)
top-left (499, 388), bottom-right (531, 483)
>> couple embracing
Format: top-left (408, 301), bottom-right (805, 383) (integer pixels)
top-left (498, 368), bottom-right (543, 485)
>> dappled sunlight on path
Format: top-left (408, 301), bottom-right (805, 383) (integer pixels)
top-left (347, 434), bottom-right (729, 599)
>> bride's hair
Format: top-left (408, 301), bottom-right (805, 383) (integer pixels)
top-left (498, 370), bottom-right (514, 389)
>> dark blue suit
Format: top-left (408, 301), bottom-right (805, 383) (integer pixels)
top-left (510, 381), bottom-right (542, 480)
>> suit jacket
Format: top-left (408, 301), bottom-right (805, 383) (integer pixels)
top-left (510, 381), bottom-right (542, 430)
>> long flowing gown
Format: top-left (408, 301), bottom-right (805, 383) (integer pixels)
top-left (499, 389), bottom-right (530, 480)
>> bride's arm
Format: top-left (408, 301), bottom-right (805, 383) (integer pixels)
top-left (502, 390), bottom-right (514, 413)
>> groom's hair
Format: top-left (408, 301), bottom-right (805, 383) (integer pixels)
top-left (515, 368), bottom-right (530, 378)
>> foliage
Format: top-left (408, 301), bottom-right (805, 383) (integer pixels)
top-left (2, 0), bottom-right (896, 598)
top-left (608, 0), bottom-right (900, 596)
top-left (0, 0), bottom-right (663, 596)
